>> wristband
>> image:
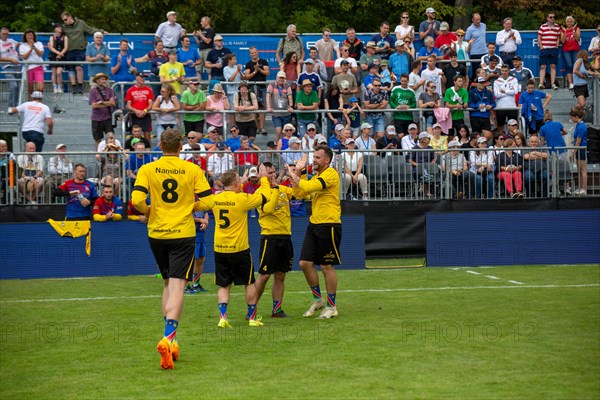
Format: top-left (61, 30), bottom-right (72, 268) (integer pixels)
top-left (77, 194), bottom-right (84, 200)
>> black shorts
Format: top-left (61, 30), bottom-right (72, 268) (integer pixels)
top-left (149, 237), bottom-right (195, 280)
top-left (393, 119), bottom-right (413, 136)
top-left (65, 49), bottom-right (85, 70)
top-left (300, 223), bottom-right (342, 266)
top-left (258, 235), bottom-right (293, 275)
top-left (215, 249), bottom-right (255, 287)
top-left (495, 110), bottom-right (518, 126)
top-left (574, 84), bottom-right (589, 99)
top-left (237, 120), bottom-right (257, 138)
top-left (91, 119), bottom-right (113, 141)
top-left (470, 116), bottom-right (491, 133)
top-left (131, 115), bottom-right (152, 133)
top-left (184, 120), bottom-right (205, 134)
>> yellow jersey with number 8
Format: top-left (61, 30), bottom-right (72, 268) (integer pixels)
top-left (132, 155), bottom-right (214, 239)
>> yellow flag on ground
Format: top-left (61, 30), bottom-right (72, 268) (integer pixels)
top-left (47, 219), bottom-right (92, 256)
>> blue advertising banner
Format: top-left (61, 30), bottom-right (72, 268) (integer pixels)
top-left (6, 30), bottom-right (597, 80)
top-left (0, 215), bottom-right (365, 279)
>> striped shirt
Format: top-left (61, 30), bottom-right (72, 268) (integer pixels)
top-left (537, 23), bottom-right (561, 49)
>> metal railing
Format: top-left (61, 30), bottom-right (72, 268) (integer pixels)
top-left (1, 146), bottom-right (594, 207)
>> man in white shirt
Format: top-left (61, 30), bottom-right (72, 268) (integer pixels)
top-left (155, 11), bottom-right (186, 50)
top-left (495, 17), bottom-right (522, 69)
top-left (206, 141), bottom-right (235, 184)
top-left (334, 45), bottom-right (358, 75)
top-left (8, 91), bottom-right (53, 152)
top-left (401, 123), bottom-right (419, 155)
top-left (493, 65), bottom-right (519, 133)
top-left (0, 27), bottom-right (21, 108)
top-left (420, 55), bottom-right (445, 96)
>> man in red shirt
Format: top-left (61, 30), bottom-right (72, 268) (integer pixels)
top-left (537, 13), bottom-right (562, 90)
top-left (434, 22), bottom-right (457, 59)
top-left (93, 185), bottom-right (124, 222)
top-left (126, 72), bottom-right (155, 142)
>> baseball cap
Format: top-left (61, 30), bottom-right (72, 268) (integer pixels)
top-left (316, 134), bottom-right (327, 144)
top-left (340, 59), bottom-right (350, 65)
top-left (345, 138), bottom-right (355, 145)
top-left (216, 141), bottom-right (226, 150)
top-left (214, 35), bottom-right (223, 41)
top-left (349, 96), bottom-right (359, 103)
top-left (166, 11), bottom-right (177, 17)
top-left (334, 123), bottom-right (345, 132)
top-left (207, 126), bottom-right (217, 133)
top-left (380, 60), bottom-right (389, 66)
top-left (276, 71), bottom-right (287, 78)
top-left (188, 79), bottom-right (200, 85)
top-left (408, 123), bottom-right (418, 130)
top-left (477, 137), bottom-right (488, 144)
top-left (266, 140), bottom-right (277, 148)
top-left (306, 123), bottom-right (317, 131)
top-left (368, 62), bottom-right (378, 69)
top-left (426, 7), bottom-right (436, 14)
top-left (440, 22), bottom-right (449, 31)
top-left (513, 55), bottom-right (522, 61)
top-left (448, 140), bottom-right (461, 148)
top-left (304, 58), bottom-right (314, 64)
top-left (418, 132), bottom-right (432, 140)
top-left (507, 119), bottom-right (518, 126)
top-left (136, 72), bottom-right (147, 78)
top-left (288, 136), bottom-right (302, 145)
top-left (432, 123), bottom-right (442, 129)
top-left (477, 77), bottom-right (486, 83)
top-left (248, 166), bottom-right (258, 177)
top-left (130, 138), bottom-right (141, 146)
top-left (31, 91), bottom-right (43, 99)
top-left (386, 125), bottom-right (397, 135)
top-left (361, 122), bottom-right (373, 130)
top-left (55, 143), bottom-right (67, 150)
top-left (395, 39), bottom-right (405, 47)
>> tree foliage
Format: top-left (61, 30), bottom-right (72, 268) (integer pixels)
top-left (2, 0), bottom-right (598, 34)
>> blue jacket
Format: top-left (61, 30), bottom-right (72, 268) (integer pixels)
top-left (468, 87), bottom-right (496, 118)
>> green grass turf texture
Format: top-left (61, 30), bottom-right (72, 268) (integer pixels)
top-left (1, 265), bottom-right (599, 399)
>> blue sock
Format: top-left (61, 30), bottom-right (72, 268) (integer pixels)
top-left (247, 304), bottom-right (257, 320)
top-left (327, 293), bottom-right (336, 308)
top-left (164, 319), bottom-right (178, 341)
top-left (218, 303), bottom-right (228, 319)
top-left (310, 285), bottom-right (322, 300)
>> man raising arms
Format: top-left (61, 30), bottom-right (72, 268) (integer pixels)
top-left (286, 146), bottom-right (341, 319)
top-left (212, 167), bottom-right (279, 328)
top-left (132, 128), bottom-right (214, 370)
top-left (254, 162), bottom-right (295, 318)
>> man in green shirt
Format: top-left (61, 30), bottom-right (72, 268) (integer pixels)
top-left (443, 75), bottom-right (469, 136)
top-left (388, 73), bottom-right (416, 137)
top-left (181, 80), bottom-right (207, 134)
top-left (295, 79), bottom-right (319, 137)
top-left (61, 11), bottom-right (105, 94)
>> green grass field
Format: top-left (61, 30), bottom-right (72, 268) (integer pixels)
top-left (1, 265), bottom-right (599, 399)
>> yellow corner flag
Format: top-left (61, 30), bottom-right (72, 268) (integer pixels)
top-left (47, 219), bottom-right (92, 256)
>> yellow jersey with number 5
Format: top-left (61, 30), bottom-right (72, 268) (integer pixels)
top-left (132, 155), bottom-right (214, 239)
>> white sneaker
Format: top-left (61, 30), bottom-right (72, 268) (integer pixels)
top-left (569, 83), bottom-right (574, 90)
top-left (577, 189), bottom-right (587, 196)
top-left (317, 306), bottom-right (338, 319)
top-left (303, 299), bottom-right (326, 317)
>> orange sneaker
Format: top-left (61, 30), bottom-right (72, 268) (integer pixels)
top-left (171, 340), bottom-right (179, 362)
top-left (157, 337), bottom-right (174, 370)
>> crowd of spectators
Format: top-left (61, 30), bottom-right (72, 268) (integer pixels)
top-left (1, 9), bottom-right (599, 210)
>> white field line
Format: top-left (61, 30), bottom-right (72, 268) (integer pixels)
top-left (466, 270), bottom-right (481, 275)
top-left (485, 275), bottom-right (500, 280)
top-left (464, 269), bottom-right (523, 284)
top-left (1, 284), bottom-right (599, 304)
top-left (508, 280), bottom-right (524, 285)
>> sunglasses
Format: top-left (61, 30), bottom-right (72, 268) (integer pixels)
top-left (308, 128), bottom-right (316, 131)
top-left (284, 129), bottom-right (293, 132)
top-left (189, 83), bottom-right (198, 86)
top-left (187, 136), bottom-right (195, 139)
top-left (457, 34), bottom-right (464, 37)
top-left (373, 84), bottom-right (381, 87)
top-left (429, 85), bottom-right (436, 89)
top-left (548, 16), bottom-right (555, 19)
top-left (402, 16), bottom-right (409, 19)
top-left (324, 34), bottom-right (331, 37)
top-left (230, 129), bottom-right (237, 133)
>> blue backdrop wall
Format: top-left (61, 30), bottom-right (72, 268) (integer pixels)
top-left (426, 209), bottom-right (600, 267)
top-left (0, 215), bottom-right (365, 279)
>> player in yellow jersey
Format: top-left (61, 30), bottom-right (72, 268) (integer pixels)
top-left (131, 128), bottom-right (214, 370)
top-left (254, 161), bottom-right (295, 318)
top-left (213, 167), bottom-right (280, 328)
top-left (286, 145), bottom-right (342, 319)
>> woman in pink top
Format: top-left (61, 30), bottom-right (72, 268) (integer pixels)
top-left (205, 83), bottom-right (230, 132)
